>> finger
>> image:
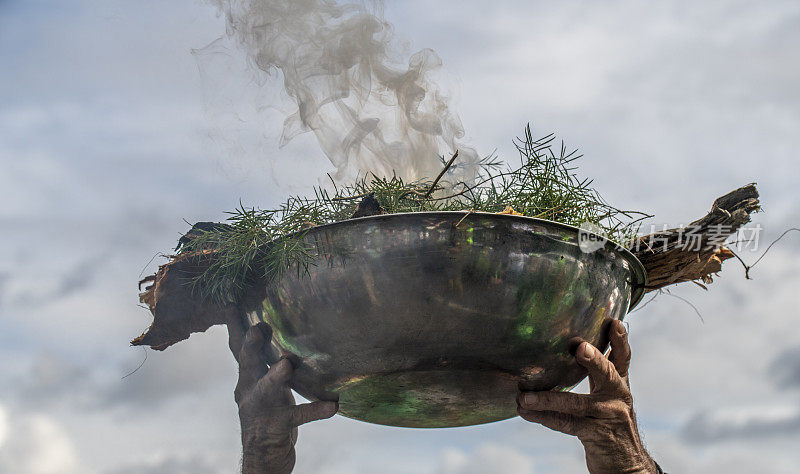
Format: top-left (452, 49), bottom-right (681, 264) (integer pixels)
top-left (289, 401), bottom-right (338, 427)
top-left (608, 320), bottom-right (631, 379)
top-left (252, 358), bottom-right (294, 401)
top-left (256, 358), bottom-right (294, 394)
top-left (226, 318), bottom-right (246, 365)
top-left (236, 324), bottom-right (272, 394)
top-left (577, 341), bottom-right (624, 392)
top-left (517, 391), bottom-right (594, 418)
top-left (267, 357), bottom-right (294, 385)
top-left (517, 408), bottom-right (589, 438)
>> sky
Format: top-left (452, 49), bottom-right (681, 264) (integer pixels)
top-left (1, 0), bottom-right (799, 472)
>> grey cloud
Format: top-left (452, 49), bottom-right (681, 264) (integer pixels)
top-left (435, 444), bottom-right (537, 474)
top-left (10, 253), bottom-right (108, 309)
top-left (772, 346), bottom-right (800, 389)
top-left (0, 410), bottom-right (80, 473)
top-left (681, 410), bottom-right (800, 444)
top-left (17, 354), bottom-right (95, 407)
top-left (11, 334), bottom-right (235, 413)
top-left (99, 341), bottom-right (234, 410)
top-left (680, 346), bottom-right (800, 444)
top-left (103, 455), bottom-right (224, 474)
top-left (50, 256), bottom-right (105, 300)
top-left (0, 272), bottom-right (8, 306)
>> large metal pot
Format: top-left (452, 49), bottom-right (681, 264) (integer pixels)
top-left (242, 212), bottom-right (646, 428)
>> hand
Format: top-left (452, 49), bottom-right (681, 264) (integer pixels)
top-left (517, 320), bottom-right (658, 474)
top-left (228, 321), bottom-right (338, 474)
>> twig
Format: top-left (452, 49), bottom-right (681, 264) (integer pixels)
top-left (628, 290), bottom-right (660, 314)
top-left (122, 347), bottom-right (148, 379)
top-left (138, 253), bottom-right (161, 280)
top-left (331, 193), bottom-right (370, 201)
top-left (663, 288), bottom-right (705, 323)
top-left (424, 151), bottom-right (459, 198)
top-left (727, 227), bottom-right (800, 279)
top-left (455, 209), bottom-right (474, 227)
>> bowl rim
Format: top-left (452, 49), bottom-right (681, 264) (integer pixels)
top-left (298, 211), bottom-right (649, 312)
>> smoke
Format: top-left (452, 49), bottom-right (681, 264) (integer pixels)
top-left (202, 0), bottom-right (479, 183)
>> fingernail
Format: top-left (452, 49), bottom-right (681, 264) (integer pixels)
top-left (581, 343), bottom-right (595, 360)
top-left (616, 322), bottom-right (626, 337)
top-left (523, 393), bottom-right (539, 406)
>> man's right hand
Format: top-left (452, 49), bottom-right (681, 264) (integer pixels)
top-left (517, 320), bottom-right (658, 473)
top-left (228, 321), bottom-right (338, 474)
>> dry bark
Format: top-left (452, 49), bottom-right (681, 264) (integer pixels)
top-left (632, 183), bottom-right (760, 291)
top-left (134, 254), bottom-right (239, 350)
top-left (134, 184), bottom-right (760, 350)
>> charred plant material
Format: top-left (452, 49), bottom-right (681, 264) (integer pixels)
top-left (350, 193), bottom-right (384, 218)
top-left (174, 221), bottom-right (233, 251)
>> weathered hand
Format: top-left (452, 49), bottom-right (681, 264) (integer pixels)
top-left (228, 321), bottom-right (338, 474)
top-left (517, 320), bottom-right (658, 474)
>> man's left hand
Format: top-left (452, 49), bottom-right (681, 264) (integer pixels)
top-left (228, 321), bottom-right (338, 474)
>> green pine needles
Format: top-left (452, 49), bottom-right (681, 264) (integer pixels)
top-left (179, 124), bottom-right (651, 304)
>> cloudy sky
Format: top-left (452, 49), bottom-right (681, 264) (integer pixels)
top-left (1, 0), bottom-right (799, 472)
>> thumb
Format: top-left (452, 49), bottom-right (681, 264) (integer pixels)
top-left (289, 401), bottom-right (338, 427)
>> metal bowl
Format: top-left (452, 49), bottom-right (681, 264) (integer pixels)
top-left (242, 212), bottom-right (646, 428)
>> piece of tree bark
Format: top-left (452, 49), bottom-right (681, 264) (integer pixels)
top-left (632, 183), bottom-right (759, 291)
top-left (134, 254), bottom-right (239, 350)
top-left (133, 184), bottom-right (760, 350)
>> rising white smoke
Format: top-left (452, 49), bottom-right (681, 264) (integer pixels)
top-left (205, 0), bottom-right (479, 183)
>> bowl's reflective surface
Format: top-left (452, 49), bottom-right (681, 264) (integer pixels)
top-left (243, 212), bottom-right (646, 428)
